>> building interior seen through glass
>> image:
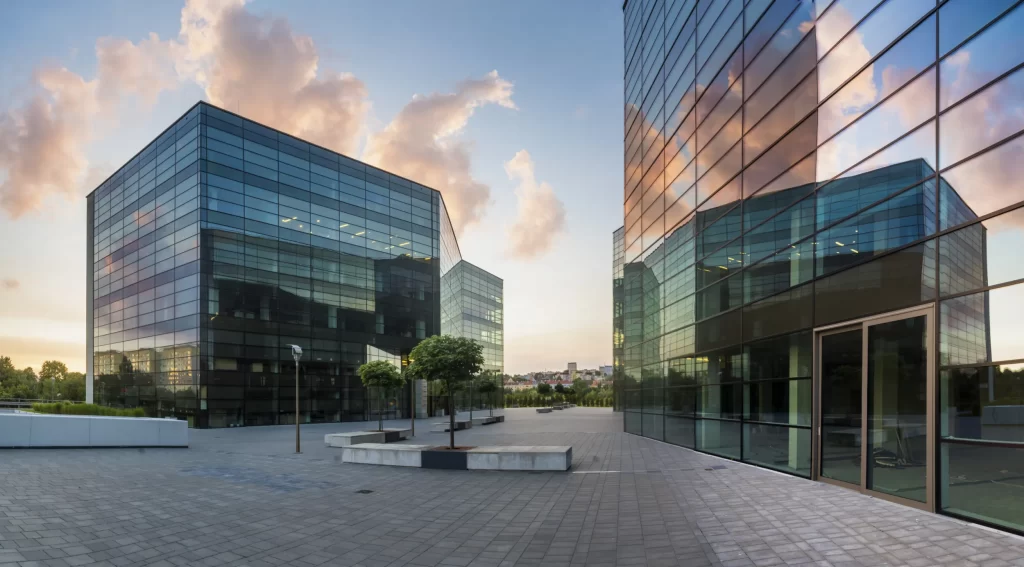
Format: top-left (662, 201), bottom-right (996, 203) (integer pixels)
top-left (620, 0), bottom-right (1024, 532)
top-left (87, 102), bottom-right (500, 429)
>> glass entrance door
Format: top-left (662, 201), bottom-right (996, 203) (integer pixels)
top-left (815, 307), bottom-right (934, 511)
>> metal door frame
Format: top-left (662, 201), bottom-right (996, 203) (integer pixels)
top-left (813, 304), bottom-right (936, 512)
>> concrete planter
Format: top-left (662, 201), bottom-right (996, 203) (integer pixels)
top-left (342, 444), bottom-right (430, 467)
top-left (430, 420), bottom-right (472, 432)
top-left (467, 446), bottom-right (572, 471)
top-left (338, 444), bottom-right (572, 472)
top-left (536, 408), bottom-right (553, 413)
top-left (421, 448), bottom-right (469, 470)
top-left (0, 413), bottom-right (187, 448)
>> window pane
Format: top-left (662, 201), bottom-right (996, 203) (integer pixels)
top-left (940, 283), bottom-right (1024, 366)
top-left (940, 65), bottom-right (1024, 169)
top-left (941, 442), bottom-right (1024, 532)
top-left (818, 0), bottom-right (934, 99)
top-left (743, 194), bottom-right (815, 265)
top-left (696, 419), bottom-right (741, 458)
top-left (942, 363), bottom-right (1024, 441)
top-left (939, 0), bottom-right (1016, 56)
top-left (817, 68), bottom-right (936, 182)
top-left (745, 1), bottom-right (815, 97)
top-left (819, 15), bottom-right (936, 142)
top-left (746, 331), bottom-right (813, 380)
top-left (815, 0), bottom-right (883, 58)
top-left (743, 114), bottom-right (817, 197)
top-left (940, 4), bottom-right (1024, 109)
top-left (743, 423), bottom-right (811, 476)
top-left (665, 415), bottom-right (696, 448)
top-left (939, 207), bottom-right (1024, 296)
top-left (815, 240), bottom-right (936, 326)
top-left (816, 180), bottom-right (937, 277)
top-left (939, 137), bottom-right (1024, 230)
top-left (744, 71), bottom-right (817, 164)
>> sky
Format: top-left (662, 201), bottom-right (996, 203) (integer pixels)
top-left (0, 0), bottom-right (625, 375)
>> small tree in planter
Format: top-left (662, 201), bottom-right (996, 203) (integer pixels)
top-left (407, 335), bottom-right (484, 450)
top-left (358, 360), bottom-right (405, 432)
top-left (477, 375), bottom-right (498, 417)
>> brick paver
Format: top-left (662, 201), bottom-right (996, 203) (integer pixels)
top-left (1, 408), bottom-right (1023, 566)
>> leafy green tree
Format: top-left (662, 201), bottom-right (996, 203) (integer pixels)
top-left (61, 372), bottom-right (86, 401)
top-left (358, 360), bottom-right (406, 432)
top-left (537, 382), bottom-right (552, 406)
top-left (407, 335), bottom-right (484, 449)
top-left (477, 376), bottom-right (498, 417)
top-left (554, 384), bottom-right (565, 395)
top-left (39, 360), bottom-right (68, 399)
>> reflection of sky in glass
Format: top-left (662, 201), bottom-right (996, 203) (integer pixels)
top-left (818, 0), bottom-right (934, 99)
top-left (939, 0), bottom-right (1017, 55)
top-left (818, 69), bottom-right (935, 181)
top-left (818, 16), bottom-right (934, 141)
top-left (940, 4), bottom-right (1024, 109)
top-left (939, 65), bottom-right (1024, 168)
top-left (985, 285), bottom-right (1024, 363)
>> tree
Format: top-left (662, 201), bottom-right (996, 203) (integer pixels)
top-left (40, 361), bottom-right (68, 400)
top-left (537, 382), bottom-right (552, 406)
top-left (477, 375), bottom-right (498, 417)
top-left (554, 384), bottom-right (565, 395)
top-left (358, 360), bottom-right (406, 432)
top-left (407, 335), bottom-right (484, 449)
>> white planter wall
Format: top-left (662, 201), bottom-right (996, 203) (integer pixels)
top-left (0, 413), bottom-right (188, 448)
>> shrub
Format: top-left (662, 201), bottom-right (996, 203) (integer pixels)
top-left (31, 402), bottom-right (146, 417)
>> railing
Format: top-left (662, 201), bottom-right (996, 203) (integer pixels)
top-left (0, 398), bottom-right (84, 408)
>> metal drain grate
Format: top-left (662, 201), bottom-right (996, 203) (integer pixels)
top-left (704, 465), bottom-right (728, 471)
top-left (355, 489), bottom-right (374, 494)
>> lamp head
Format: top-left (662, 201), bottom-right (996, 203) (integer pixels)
top-left (288, 344), bottom-right (303, 359)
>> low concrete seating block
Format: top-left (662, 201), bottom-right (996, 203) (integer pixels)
top-left (467, 446), bottom-right (572, 471)
top-left (471, 416), bottom-right (500, 426)
top-left (430, 420), bottom-right (471, 432)
top-left (342, 444), bottom-right (432, 467)
top-left (536, 408), bottom-right (553, 413)
top-left (324, 431), bottom-right (385, 447)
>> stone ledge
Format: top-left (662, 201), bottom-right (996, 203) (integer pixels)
top-left (338, 444), bottom-right (572, 471)
top-left (467, 446), bottom-right (572, 471)
top-left (535, 408), bottom-right (553, 413)
top-left (0, 413), bottom-right (188, 448)
top-left (341, 444), bottom-right (431, 467)
top-left (325, 429), bottom-right (413, 447)
top-left (430, 420), bottom-right (472, 432)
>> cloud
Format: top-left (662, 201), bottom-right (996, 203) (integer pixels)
top-left (363, 70), bottom-right (516, 234)
top-left (504, 150), bottom-right (566, 259)
top-left (0, 66), bottom-right (96, 217)
top-left (0, 25), bottom-right (179, 217)
top-left (174, 0), bottom-right (369, 155)
top-left (1, 279), bottom-right (18, 290)
top-left (0, 0), bottom-right (510, 232)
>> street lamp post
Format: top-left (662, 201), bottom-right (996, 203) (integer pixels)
top-left (288, 344), bottom-right (303, 453)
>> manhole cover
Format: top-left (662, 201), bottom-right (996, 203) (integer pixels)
top-left (355, 489), bottom-right (374, 494)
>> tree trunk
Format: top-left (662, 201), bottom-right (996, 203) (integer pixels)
top-left (378, 390), bottom-right (384, 432)
top-left (448, 386), bottom-right (455, 449)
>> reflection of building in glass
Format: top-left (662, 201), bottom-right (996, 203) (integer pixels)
top-left (621, 0), bottom-right (1023, 533)
top-left (612, 227), bottom-right (624, 411)
top-left (87, 102), bottom-right (495, 428)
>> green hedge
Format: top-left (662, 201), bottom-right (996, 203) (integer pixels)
top-left (31, 402), bottom-right (146, 417)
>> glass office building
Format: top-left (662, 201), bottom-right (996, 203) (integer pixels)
top-left (441, 260), bottom-right (504, 374)
top-left (621, 0), bottom-right (1024, 533)
top-left (87, 101), bottom-right (477, 428)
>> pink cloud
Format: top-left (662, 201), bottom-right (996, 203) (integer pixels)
top-left (504, 150), bottom-right (566, 259)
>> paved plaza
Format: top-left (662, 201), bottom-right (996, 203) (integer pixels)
top-left (2, 408), bottom-right (1024, 567)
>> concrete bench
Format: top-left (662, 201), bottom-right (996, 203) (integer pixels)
top-left (536, 408), bottom-right (553, 413)
top-left (325, 429), bottom-right (413, 447)
top-left (471, 416), bottom-right (500, 426)
top-left (431, 420), bottom-right (472, 432)
top-left (341, 444), bottom-right (433, 467)
top-left (325, 431), bottom-right (385, 447)
top-left (553, 405), bottom-right (564, 410)
top-left (467, 446), bottom-right (572, 471)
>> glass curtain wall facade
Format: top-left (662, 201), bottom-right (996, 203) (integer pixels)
top-left (613, 227), bottom-right (626, 411)
top-left (88, 101), bottom-right (450, 428)
top-left (441, 260), bottom-right (504, 413)
top-left (622, 0), bottom-right (1024, 532)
